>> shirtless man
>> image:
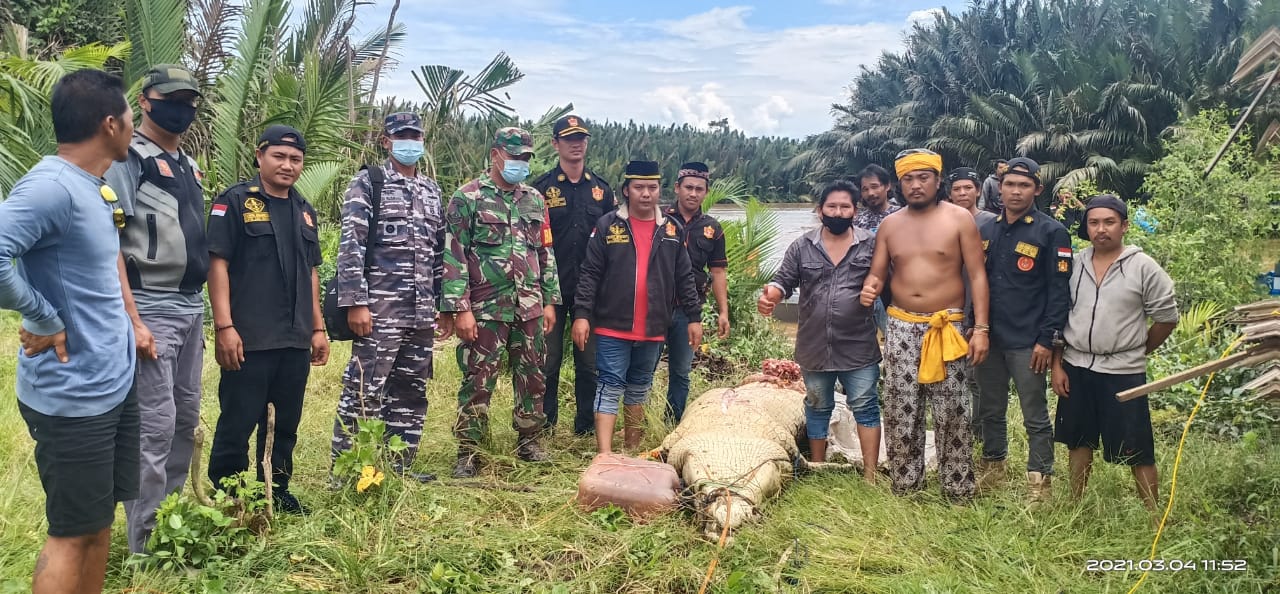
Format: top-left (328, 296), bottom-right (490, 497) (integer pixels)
top-left (860, 148), bottom-right (990, 500)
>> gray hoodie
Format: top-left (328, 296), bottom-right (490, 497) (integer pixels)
top-left (1062, 245), bottom-right (1179, 374)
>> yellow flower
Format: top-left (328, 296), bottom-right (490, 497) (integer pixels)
top-left (356, 465), bottom-right (385, 493)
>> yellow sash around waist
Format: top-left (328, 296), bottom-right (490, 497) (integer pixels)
top-left (887, 306), bottom-right (968, 384)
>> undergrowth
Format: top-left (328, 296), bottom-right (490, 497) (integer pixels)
top-left (0, 313), bottom-right (1275, 592)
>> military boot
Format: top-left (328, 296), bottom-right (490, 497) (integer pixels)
top-left (1027, 472), bottom-right (1052, 504)
top-left (452, 446), bottom-right (479, 478)
top-left (515, 434), bottom-right (550, 462)
top-left (976, 459), bottom-right (1007, 493)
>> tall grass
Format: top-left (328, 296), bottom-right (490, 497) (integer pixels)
top-left (0, 312), bottom-right (1275, 592)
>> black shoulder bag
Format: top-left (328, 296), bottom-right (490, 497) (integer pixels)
top-left (323, 165), bottom-right (384, 341)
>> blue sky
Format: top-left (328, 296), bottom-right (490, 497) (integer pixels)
top-left (355, 0), bottom-right (967, 138)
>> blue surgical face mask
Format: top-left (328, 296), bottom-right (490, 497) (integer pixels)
top-left (390, 139), bottom-right (424, 166)
top-left (501, 158), bottom-right (531, 184)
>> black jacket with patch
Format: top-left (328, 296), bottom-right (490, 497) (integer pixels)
top-left (574, 207), bottom-right (701, 337)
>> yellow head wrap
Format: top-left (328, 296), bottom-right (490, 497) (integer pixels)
top-left (895, 151), bottom-right (943, 179)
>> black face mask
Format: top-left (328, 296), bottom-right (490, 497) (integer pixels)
top-left (146, 98), bottom-right (197, 134)
top-left (821, 214), bottom-right (854, 235)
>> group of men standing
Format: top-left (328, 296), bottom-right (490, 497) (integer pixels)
top-left (762, 149), bottom-right (1179, 510)
top-left (0, 66), bottom-right (1181, 593)
top-left (0, 66), bottom-right (737, 592)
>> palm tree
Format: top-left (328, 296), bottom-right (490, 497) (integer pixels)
top-left (412, 51), bottom-right (525, 190)
top-left (0, 30), bottom-right (130, 193)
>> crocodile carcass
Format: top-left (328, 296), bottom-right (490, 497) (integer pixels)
top-left (656, 360), bottom-right (808, 540)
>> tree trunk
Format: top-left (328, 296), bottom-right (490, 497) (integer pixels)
top-left (364, 0), bottom-right (402, 148)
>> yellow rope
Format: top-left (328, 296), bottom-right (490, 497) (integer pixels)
top-left (1126, 336), bottom-right (1244, 594)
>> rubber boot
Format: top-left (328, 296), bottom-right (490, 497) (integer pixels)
top-left (516, 434), bottom-right (550, 462)
top-left (623, 404), bottom-right (646, 452)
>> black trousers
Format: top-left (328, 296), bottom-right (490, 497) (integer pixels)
top-left (541, 303), bottom-right (598, 435)
top-left (208, 348), bottom-right (310, 492)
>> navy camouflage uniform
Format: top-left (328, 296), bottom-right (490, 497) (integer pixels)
top-left (331, 156), bottom-right (444, 467)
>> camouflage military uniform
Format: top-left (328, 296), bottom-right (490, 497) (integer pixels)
top-left (332, 161), bottom-right (444, 466)
top-left (441, 166), bottom-right (560, 445)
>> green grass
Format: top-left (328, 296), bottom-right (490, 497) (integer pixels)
top-left (0, 312), bottom-right (1276, 593)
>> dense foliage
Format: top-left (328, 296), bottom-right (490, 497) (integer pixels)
top-left (796, 0), bottom-right (1280, 204)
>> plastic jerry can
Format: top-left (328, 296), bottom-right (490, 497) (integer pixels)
top-left (575, 453), bottom-right (681, 520)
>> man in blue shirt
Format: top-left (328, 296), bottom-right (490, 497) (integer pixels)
top-left (0, 69), bottom-right (138, 594)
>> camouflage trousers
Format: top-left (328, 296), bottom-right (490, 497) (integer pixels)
top-left (454, 317), bottom-right (547, 444)
top-left (332, 325), bottom-right (434, 466)
top-left (883, 312), bottom-right (976, 500)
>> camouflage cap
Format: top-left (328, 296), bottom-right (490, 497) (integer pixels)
top-left (141, 64), bottom-right (201, 96)
top-left (493, 127), bottom-right (534, 156)
top-left (384, 111), bottom-right (423, 135)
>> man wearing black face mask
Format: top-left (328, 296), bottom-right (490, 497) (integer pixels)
top-left (103, 64), bottom-right (209, 553)
top-left (758, 180), bottom-right (882, 480)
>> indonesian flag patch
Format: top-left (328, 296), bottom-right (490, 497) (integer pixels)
top-left (1057, 247), bottom-right (1072, 258)
top-left (211, 203), bottom-right (228, 217)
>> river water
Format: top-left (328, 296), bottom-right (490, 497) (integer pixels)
top-left (707, 203), bottom-right (819, 271)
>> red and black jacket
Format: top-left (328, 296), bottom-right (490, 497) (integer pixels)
top-left (573, 207), bottom-right (701, 337)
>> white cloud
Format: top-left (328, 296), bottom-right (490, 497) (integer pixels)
top-left (748, 96), bottom-right (794, 134)
top-left (365, 2), bottom-right (950, 138)
top-left (647, 83), bottom-right (738, 129)
top-left (906, 8), bottom-right (945, 26)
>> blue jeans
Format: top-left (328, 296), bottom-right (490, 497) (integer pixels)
top-left (594, 336), bottom-right (663, 415)
top-left (802, 365), bottom-right (881, 440)
top-left (660, 308), bottom-right (695, 423)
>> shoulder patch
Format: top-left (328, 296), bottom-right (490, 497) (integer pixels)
top-left (703, 225), bottom-right (715, 239)
top-left (592, 186), bottom-right (604, 201)
top-left (666, 222), bottom-right (677, 237)
top-left (1057, 259), bottom-right (1069, 273)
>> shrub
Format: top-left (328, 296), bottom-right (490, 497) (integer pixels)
top-left (1133, 110), bottom-right (1273, 307)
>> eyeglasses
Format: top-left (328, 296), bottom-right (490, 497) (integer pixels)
top-left (895, 148), bottom-right (939, 160)
top-left (100, 185), bottom-right (125, 229)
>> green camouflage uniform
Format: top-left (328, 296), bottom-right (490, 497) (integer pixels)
top-left (442, 129), bottom-right (561, 444)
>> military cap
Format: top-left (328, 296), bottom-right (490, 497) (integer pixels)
top-left (677, 161), bottom-right (710, 182)
top-left (141, 64), bottom-right (201, 96)
top-left (493, 127), bottom-right (534, 156)
top-left (384, 112), bottom-right (423, 135)
top-left (624, 160), bottom-right (661, 180)
top-left (1003, 157), bottom-right (1041, 183)
top-left (253, 125), bottom-right (307, 169)
top-left (553, 115), bottom-right (590, 138)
